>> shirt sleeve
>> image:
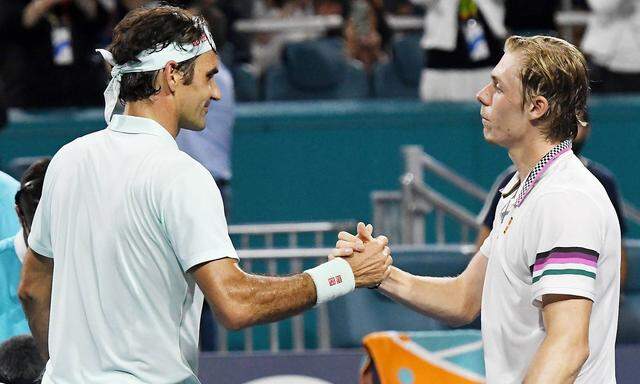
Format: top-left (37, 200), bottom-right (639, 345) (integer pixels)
top-left (160, 159), bottom-right (238, 272)
top-left (526, 191), bottom-right (603, 305)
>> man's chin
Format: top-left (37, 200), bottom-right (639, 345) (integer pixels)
top-left (482, 127), bottom-right (493, 142)
top-left (180, 119), bottom-right (206, 132)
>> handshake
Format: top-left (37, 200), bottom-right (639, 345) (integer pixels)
top-left (329, 222), bottom-right (393, 289)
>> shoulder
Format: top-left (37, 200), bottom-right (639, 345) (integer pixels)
top-left (529, 185), bottom-right (606, 226)
top-left (48, 130), bottom-right (107, 168)
top-left (152, 150), bottom-right (215, 189)
top-left (0, 236), bottom-right (16, 260)
top-left (0, 171), bottom-right (19, 194)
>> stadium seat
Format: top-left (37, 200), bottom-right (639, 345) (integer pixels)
top-left (618, 246), bottom-right (640, 343)
top-left (328, 249), bottom-right (474, 348)
top-left (233, 64), bottom-right (259, 102)
top-left (372, 33), bottom-right (422, 99)
top-left (264, 38), bottom-right (369, 101)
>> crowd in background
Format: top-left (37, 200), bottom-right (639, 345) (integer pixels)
top-left (0, 1), bottom-right (639, 382)
top-left (1, 0), bottom-right (640, 108)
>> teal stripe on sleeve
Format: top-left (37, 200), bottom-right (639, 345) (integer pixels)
top-left (532, 268), bottom-right (596, 283)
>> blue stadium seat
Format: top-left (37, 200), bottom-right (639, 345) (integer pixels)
top-left (372, 34), bottom-right (422, 99)
top-left (232, 64), bottom-right (259, 102)
top-left (264, 38), bottom-right (369, 101)
top-left (328, 249), bottom-right (474, 348)
top-left (618, 246), bottom-right (640, 343)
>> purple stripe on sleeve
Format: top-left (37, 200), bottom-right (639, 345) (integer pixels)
top-left (533, 257), bottom-right (597, 272)
top-left (535, 252), bottom-right (599, 264)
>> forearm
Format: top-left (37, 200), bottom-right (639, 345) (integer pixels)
top-left (215, 271), bottom-right (317, 329)
top-left (18, 249), bottom-right (53, 360)
top-left (20, 292), bottom-right (51, 360)
top-left (523, 335), bottom-right (589, 384)
top-left (379, 267), bottom-right (474, 326)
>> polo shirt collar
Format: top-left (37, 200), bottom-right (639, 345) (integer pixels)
top-left (108, 114), bottom-right (178, 149)
top-left (509, 139), bottom-right (572, 207)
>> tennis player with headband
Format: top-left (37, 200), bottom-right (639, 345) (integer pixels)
top-left (18, 6), bottom-right (392, 383)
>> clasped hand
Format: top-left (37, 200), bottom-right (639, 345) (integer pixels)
top-left (329, 222), bottom-right (392, 288)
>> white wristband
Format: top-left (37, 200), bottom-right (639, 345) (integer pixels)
top-left (304, 258), bottom-right (356, 306)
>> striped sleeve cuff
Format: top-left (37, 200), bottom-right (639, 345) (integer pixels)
top-left (530, 247), bottom-right (598, 303)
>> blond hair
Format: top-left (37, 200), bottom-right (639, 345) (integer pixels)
top-left (505, 35), bottom-right (589, 142)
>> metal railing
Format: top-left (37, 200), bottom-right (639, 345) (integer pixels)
top-left (216, 221), bottom-right (355, 353)
top-left (371, 145), bottom-right (487, 244)
top-left (234, 11), bottom-right (590, 42)
top-left (373, 145), bottom-right (640, 246)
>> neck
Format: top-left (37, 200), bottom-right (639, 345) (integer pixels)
top-left (508, 137), bottom-right (560, 181)
top-left (124, 99), bottom-right (180, 138)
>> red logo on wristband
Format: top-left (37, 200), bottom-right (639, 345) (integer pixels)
top-left (328, 275), bottom-right (343, 286)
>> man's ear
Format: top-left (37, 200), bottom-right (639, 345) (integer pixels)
top-left (160, 60), bottom-right (180, 94)
top-left (527, 95), bottom-right (549, 121)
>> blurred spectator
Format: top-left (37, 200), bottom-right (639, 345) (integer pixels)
top-left (250, 0), bottom-right (318, 75)
top-left (1, 159), bottom-right (49, 344)
top-left (314, 0), bottom-right (346, 40)
top-left (383, 0), bottom-right (417, 15)
top-left (412, 0), bottom-right (506, 101)
top-left (504, 0), bottom-right (559, 36)
top-left (581, 0), bottom-right (640, 93)
top-left (0, 80), bottom-right (7, 129)
top-left (217, 0), bottom-right (254, 63)
top-left (0, 172), bottom-right (19, 241)
top-left (0, 335), bottom-right (45, 384)
top-left (314, 0), bottom-right (346, 16)
top-left (111, 0), bottom-right (154, 23)
top-left (0, 0), bottom-right (110, 108)
top-left (345, 0), bottom-right (392, 72)
top-left (475, 115), bottom-right (628, 288)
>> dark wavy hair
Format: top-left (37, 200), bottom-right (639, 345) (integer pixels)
top-left (0, 335), bottom-right (45, 384)
top-left (107, 6), bottom-right (209, 104)
top-left (15, 158), bottom-right (50, 230)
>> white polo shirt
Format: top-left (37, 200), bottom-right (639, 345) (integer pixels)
top-left (29, 115), bottom-right (238, 384)
top-left (480, 140), bottom-right (620, 383)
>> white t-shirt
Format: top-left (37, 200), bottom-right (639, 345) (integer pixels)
top-left (29, 115), bottom-right (238, 384)
top-left (480, 142), bottom-right (620, 383)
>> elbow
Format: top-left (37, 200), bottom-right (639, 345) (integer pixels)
top-left (220, 317), bottom-right (248, 331)
top-left (566, 333), bottom-right (590, 366)
top-left (216, 305), bottom-right (254, 331)
top-left (447, 308), bottom-right (478, 328)
top-left (18, 276), bottom-right (37, 305)
top-left (446, 281), bottom-right (480, 327)
top-left (575, 343), bottom-right (590, 367)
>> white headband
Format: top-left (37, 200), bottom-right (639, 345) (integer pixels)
top-left (96, 21), bottom-right (216, 124)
